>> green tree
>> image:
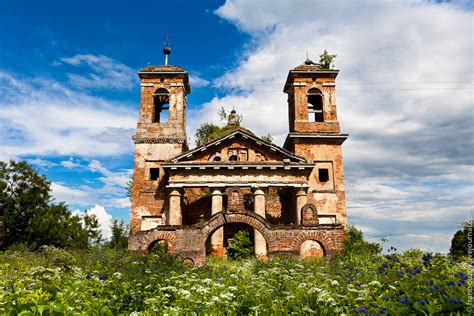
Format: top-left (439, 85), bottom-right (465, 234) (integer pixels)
top-left (261, 134), bottom-right (273, 143)
top-left (449, 220), bottom-right (472, 258)
top-left (126, 179), bottom-right (132, 202)
top-left (319, 50), bottom-right (337, 69)
top-left (108, 218), bottom-right (129, 249)
top-left (194, 123), bottom-right (222, 147)
top-left (0, 160), bottom-right (101, 250)
top-left (342, 225), bottom-right (382, 256)
top-left (227, 230), bottom-right (254, 260)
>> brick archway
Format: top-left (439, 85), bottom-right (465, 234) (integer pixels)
top-left (290, 231), bottom-right (335, 256)
top-left (200, 211), bottom-right (276, 252)
top-left (144, 231), bottom-right (178, 253)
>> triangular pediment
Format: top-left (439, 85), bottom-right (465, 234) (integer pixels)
top-left (171, 129), bottom-right (306, 163)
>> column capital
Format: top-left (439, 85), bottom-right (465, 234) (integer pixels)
top-left (295, 187), bottom-right (309, 196)
top-left (253, 188), bottom-right (265, 196)
top-left (211, 189), bottom-right (223, 196)
top-left (169, 189), bottom-right (182, 196)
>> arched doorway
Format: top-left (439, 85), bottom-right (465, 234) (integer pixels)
top-left (300, 240), bottom-right (325, 258)
top-left (206, 222), bottom-right (257, 259)
top-left (148, 239), bottom-right (172, 254)
top-left (201, 211), bottom-right (273, 260)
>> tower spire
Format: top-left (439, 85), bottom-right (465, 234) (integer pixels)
top-left (163, 35), bottom-right (171, 65)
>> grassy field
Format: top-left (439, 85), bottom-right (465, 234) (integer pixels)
top-left (0, 246), bottom-right (470, 315)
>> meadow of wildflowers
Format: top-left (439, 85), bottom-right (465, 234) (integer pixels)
top-left (0, 246), bottom-right (470, 315)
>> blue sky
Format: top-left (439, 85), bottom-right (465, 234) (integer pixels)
top-left (0, 0), bottom-right (472, 251)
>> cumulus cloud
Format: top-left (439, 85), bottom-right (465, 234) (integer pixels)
top-left (73, 205), bottom-right (113, 241)
top-left (0, 70), bottom-right (137, 160)
top-left (59, 54), bottom-right (137, 90)
top-left (208, 0), bottom-right (473, 252)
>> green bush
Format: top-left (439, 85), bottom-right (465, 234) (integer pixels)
top-left (227, 230), bottom-right (254, 260)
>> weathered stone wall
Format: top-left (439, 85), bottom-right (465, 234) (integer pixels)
top-left (295, 142), bottom-right (346, 224)
top-left (129, 211), bottom-right (345, 265)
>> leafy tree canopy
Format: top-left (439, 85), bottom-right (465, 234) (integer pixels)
top-left (342, 225), bottom-right (382, 257)
top-left (194, 107), bottom-right (273, 147)
top-left (0, 160), bottom-right (101, 250)
top-left (319, 50), bottom-right (337, 69)
top-left (108, 218), bottom-right (129, 250)
top-left (227, 230), bottom-right (254, 260)
top-left (449, 220), bottom-right (471, 258)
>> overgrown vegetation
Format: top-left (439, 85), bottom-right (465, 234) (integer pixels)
top-left (194, 107), bottom-right (273, 146)
top-left (227, 230), bottom-right (254, 260)
top-left (0, 160), bottom-right (101, 250)
top-left (0, 242), bottom-right (470, 314)
top-left (319, 50), bottom-right (337, 69)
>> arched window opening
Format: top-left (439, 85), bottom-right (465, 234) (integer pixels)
top-left (153, 88), bottom-right (170, 123)
top-left (209, 153), bottom-right (222, 162)
top-left (255, 152), bottom-right (267, 162)
top-left (229, 155), bottom-right (239, 161)
top-left (307, 88), bottom-right (324, 122)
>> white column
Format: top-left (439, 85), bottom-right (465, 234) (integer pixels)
top-left (169, 189), bottom-right (182, 225)
top-left (210, 189), bottom-right (224, 257)
top-left (295, 188), bottom-right (308, 225)
top-left (253, 188), bottom-right (267, 259)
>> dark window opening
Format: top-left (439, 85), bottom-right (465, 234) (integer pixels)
top-left (229, 155), bottom-right (239, 161)
top-left (307, 88), bottom-right (324, 122)
top-left (318, 168), bottom-right (329, 182)
top-left (150, 168), bottom-right (160, 180)
top-left (213, 156), bottom-right (222, 161)
top-left (153, 88), bottom-right (170, 123)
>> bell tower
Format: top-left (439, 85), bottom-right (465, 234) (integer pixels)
top-left (283, 58), bottom-right (348, 224)
top-left (130, 46), bottom-right (190, 235)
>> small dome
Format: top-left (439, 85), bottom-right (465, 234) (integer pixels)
top-left (163, 47), bottom-right (171, 55)
top-left (304, 58), bottom-right (315, 65)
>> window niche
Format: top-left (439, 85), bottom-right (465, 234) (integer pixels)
top-left (318, 168), bottom-right (329, 182)
top-left (307, 88), bottom-right (324, 122)
top-left (150, 168), bottom-right (160, 181)
top-left (228, 148), bottom-right (248, 161)
top-left (153, 88), bottom-right (170, 123)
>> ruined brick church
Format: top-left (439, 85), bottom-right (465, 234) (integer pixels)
top-left (128, 49), bottom-right (348, 265)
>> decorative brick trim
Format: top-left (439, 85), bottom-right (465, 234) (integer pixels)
top-left (290, 231), bottom-right (336, 256)
top-left (201, 211), bottom-right (276, 249)
top-left (144, 231), bottom-right (178, 253)
top-left (132, 136), bottom-right (186, 144)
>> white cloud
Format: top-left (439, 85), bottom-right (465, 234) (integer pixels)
top-left (49, 160), bottom-right (132, 210)
top-left (60, 158), bottom-right (82, 169)
top-left (0, 70), bottom-right (137, 160)
top-left (73, 205), bottom-right (113, 240)
top-left (51, 182), bottom-right (89, 204)
top-left (189, 74), bottom-right (210, 87)
top-left (26, 158), bottom-right (58, 168)
top-left (59, 54), bottom-right (137, 90)
top-left (209, 0), bottom-right (474, 252)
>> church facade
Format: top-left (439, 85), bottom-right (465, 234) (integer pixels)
top-left (128, 57), bottom-right (348, 265)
